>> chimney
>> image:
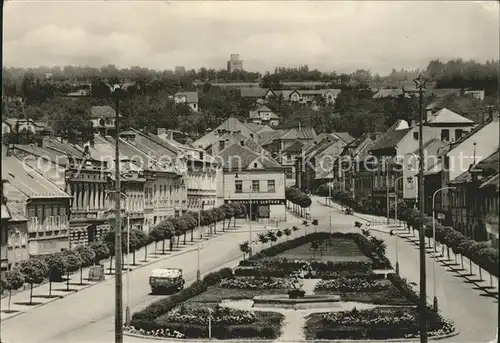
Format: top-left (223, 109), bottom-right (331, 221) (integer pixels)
top-left (157, 128), bottom-right (166, 138)
top-left (167, 130), bottom-right (174, 140)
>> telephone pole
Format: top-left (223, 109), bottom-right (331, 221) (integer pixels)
top-left (113, 86), bottom-right (124, 343)
top-left (414, 74), bottom-right (428, 343)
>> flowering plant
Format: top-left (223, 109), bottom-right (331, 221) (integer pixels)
top-left (124, 325), bottom-right (185, 339)
top-left (164, 304), bottom-right (256, 326)
top-left (219, 277), bottom-right (289, 290)
top-left (315, 277), bottom-right (391, 292)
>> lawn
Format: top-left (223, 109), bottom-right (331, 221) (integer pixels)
top-left (271, 237), bottom-right (371, 262)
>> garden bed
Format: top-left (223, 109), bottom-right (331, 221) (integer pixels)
top-left (129, 270), bottom-right (285, 340)
top-left (314, 277), bottom-right (414, 305)
top-left (305, 307), bottom-right (455, 340)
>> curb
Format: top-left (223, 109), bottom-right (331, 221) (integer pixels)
top-left (124, 327), bottom-right (459, 342)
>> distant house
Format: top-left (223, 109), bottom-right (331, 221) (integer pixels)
top-left (248, 105), bottom-right (280, 127)
top-left (2, 119), bottom-right (48, 135)
top-left (174, 91), bottom-right (199, 112)
top-left (91, 105), bottom-right (117, 130)
top-left (240, 87), bottom-right (268, 99)
top-left (373, 88), bottom-right (405, 99)
top-left (265, 89), bottom-right (341, 105)
top-left (464, 89), bottom-right (485, 101)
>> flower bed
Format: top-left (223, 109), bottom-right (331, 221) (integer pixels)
top-left (186, 286), bottom-right (286, 303)
top-left (219, 277), bottom-right (289, 290)
top-left (130, 267), bottom-right (284, 340)
top-left (315, 277), bottom-right (390, 292)
top-left (159, 304), bottom-right (256, 326)
top-left (305, 307), bottom-right (455, 340)
top-left (314, 276), bottom-right (415, 305)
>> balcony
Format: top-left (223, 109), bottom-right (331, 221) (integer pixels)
top-left (28, 215), bottom-right (69, 236)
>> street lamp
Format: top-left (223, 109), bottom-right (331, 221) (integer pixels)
top-left (110, 83), bottom-right (125, 343)
top-left (431, 186), bottom-right (455, 312)
top-left (414, 74), bottom-right (428, 343)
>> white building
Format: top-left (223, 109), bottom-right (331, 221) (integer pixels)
top-left (218, 143), bottom-right (286, 222)
top-left (174, 92), bottom-right (199, 112)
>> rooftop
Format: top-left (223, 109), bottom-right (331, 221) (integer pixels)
top-left (217, 143), bottom-right (281, 170)
top-left (2, 155), bottom-right (71, 199)
top-left (282, 140), bottom-right (306, 153)
top-left (90, 105), bottom-right (116, 119)
top-left (240, 87), bottom-right (268, 98)
top-left (175, 91), bottom-right (199, 103)
top-left (427, 108), bottom-right (475, 125)
top-left (369, 128), bottom-right (412, 152)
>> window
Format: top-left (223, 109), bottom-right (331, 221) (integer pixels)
top-left (252, 180), bottom-right (260, 192)
top-left (219, 140), bottom-right (225, 151)
top-left (413, 132), bottom-right (419, 140)
top-left (441, 129), bottom-right (450, 141)
top-left (455, 129), bottom-right (463, 140)
top-left (267, 180), bottom-right (276, 192)
top-left (285, 167), bottom-right (294, 179)
top-left (254, 163), bottom-right (258, 168)
top-left (240, 140), bottom-right (245, 146)
top-left (235, 180), bottom-right (242, 193)
top-left (175, 210), bottom-right (180, 218)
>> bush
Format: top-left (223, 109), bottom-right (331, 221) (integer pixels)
top-left (219, 277), bottom-right (289, 290)
top-left (315, 277), bottom-right (391, 292)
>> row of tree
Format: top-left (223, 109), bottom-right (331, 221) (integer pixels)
top-left (4, 59), bottom-right (497, 97)
top-left (319, 186), bottom-right (499, 279)
top-left (0, 202), bottom-right (249, 310)
top-left (285, 187), bottom-right (312, 217)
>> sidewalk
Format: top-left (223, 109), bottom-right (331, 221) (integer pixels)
top-left (0, 221), bottom-right (252, 320)
top-left (320, 199), bottom-right (499, 297)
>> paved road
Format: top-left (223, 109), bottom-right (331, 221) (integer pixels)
top-left (0, 212), bottom-right (358, 343)
top-left (311, 196), bottom-right (498, 343)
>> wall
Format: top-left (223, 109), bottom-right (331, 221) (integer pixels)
top-left (6, 221), bottom-right (29, 266)
top-left (447, 119), bottom-right (499, 181)
top-left (224, 169), bottom-right (286, 201)
top-left (270, 204), bottom-right (286, 221)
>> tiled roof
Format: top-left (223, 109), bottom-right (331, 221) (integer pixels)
top-left (44, 138), bottom-right (86, 157)
top-left (214, 131), bottom-right (262, 153)
top-left (2, 156), bottom-right (71, 199)
top-left (12, 144), bottom-right (71, 166)
top-left (449, 170), bottom-right (472, 184)
top-left (410, 138), bottom-right (448, 156)
top-left (427, 108), bottom-right (474, 125)
top-left (282, 140), bottom-right (305, 153)
top-left (259, 129), bottom-right (286, 145)
top-left (475, 149), bottom-right (499, 173)
top-left (240, 87), bottom-right (268, 98)
top-left (175, 91), bottom-right (199, 103)
top-left (271, 90), bottom-right (295, 99)
top-left (6, 202), bottom-right (27, 222)
top-left (370, 128), bottom-right (412, 152)
top-left (480, 173), bottom-right (499, 189)
top-left (193, 117), bottom-right (256, 150)
top-left (244, 122), bottom-right (267, 133)
top-left (280, 127), bottom-right (316, 141)
top-left (332, 132), bottom-right (355, 144)
top-left (217, 143), bottom-right (281, 170)
top-left (90, 106), bottom-right (116, 119)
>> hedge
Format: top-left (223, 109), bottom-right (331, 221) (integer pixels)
top-left (130, 267), bottom-right (283, 339)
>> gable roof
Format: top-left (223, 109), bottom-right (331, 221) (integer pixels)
top-left (193, 117), bottom-right (255, 150)
top-left (91, 105), bottom-right (116, 119)
top-left (245, 122), bottom-right (267, 133)
top-left (475, 149), bottom-right (499, 174)
top-left (427, 108), bottom-right (474, 125)
top-left (175, 91), bottom-right (199, 103)
top-left (282, 140), bottom-right (305, 153)
top-left (240, 87), bottom-right (268, 98)
top-left (480, 173), bottom-right (499, 189)
top-left (331, 132), bottom-right (355, 144)
top-left (280, 127), bottom-right (316, 141)
top-left (217, 143), bottom-right (281, 170)
top-left (370, 128), bottom-right (412, 152)
top-left (2, 155), bottom-right (71, 199)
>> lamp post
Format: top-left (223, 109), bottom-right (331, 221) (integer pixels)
top-left (111, 83), bottom-right (124, 343)
top-left (392, 176), bottom-right (405, 275)
top-left (414, 74), bottom-right (428, 343)
top-left (431, 186), bottom-right (455, 312)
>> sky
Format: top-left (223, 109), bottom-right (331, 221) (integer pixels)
top-left (3, 1), bottom-right (499, 75)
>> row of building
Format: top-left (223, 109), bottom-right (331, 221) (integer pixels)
top-left (293, 105), bottom-right (498, 246)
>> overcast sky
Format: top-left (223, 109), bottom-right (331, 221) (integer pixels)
top-left (3, 1), bottom-right (499, 75)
